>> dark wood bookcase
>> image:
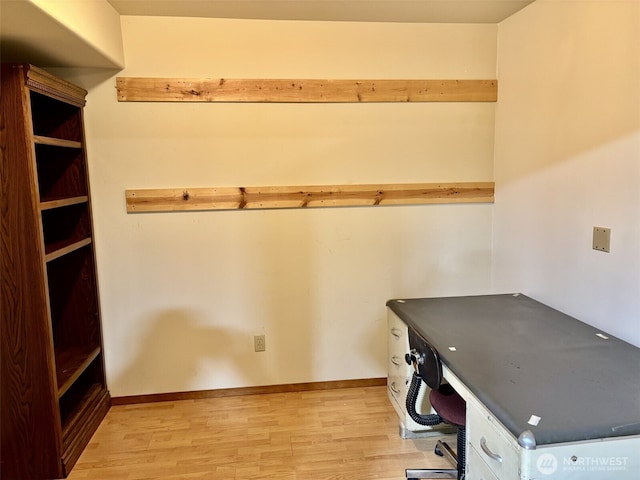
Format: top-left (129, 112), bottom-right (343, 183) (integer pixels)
top-left (1, 64), bottom-right (110, 479)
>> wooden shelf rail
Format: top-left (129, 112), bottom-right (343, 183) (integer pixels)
top-left (116, 78), bottom-right (497, 103)
top-left (125, 182), bottom-right (494, 213)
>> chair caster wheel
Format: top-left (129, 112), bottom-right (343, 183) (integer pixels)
top-left (434, 445), bottom-right (444, 457)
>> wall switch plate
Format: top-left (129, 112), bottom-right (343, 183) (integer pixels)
top-left (254, 335), bottom-right (266, 352)
top-left (592, 227), bottom-right (611, 252)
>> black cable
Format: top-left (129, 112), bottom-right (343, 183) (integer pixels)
top-left (405, 371), bottom-right (443, 426)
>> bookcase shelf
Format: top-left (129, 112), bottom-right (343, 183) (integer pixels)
top-left (56, 346), bottom-right (101, 398)
top-left (34, 135), bottom-right (83, 149)
top-left (1, 63), bottom-right (109, 479)
top-left (45, 238), bottom-right (92, 263)
top-left (41, 196), bottom-right (89, 210)
top-left (35, 143), bottom-right (88, 202)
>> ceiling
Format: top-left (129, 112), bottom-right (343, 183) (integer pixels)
top-left (0, 0), bottom-right (535, 69)
top-left (107, 0), bottom-right (536, 24)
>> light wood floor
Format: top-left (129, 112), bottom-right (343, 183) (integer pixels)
top-left (68, 386), bottom-right (453, 479)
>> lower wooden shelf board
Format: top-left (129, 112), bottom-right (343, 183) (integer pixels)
top-left (45, 237), bottom-right (92, 263)
top-left (33, 135), bottom-right (82, 149)
top-left (126, 182), bottom-right (495, 213)
top-left (56, 346), bottom-right (101, 398)
top-left (61, 383), bottom-right (110, 475)
top-left (40, 196), bottom-right (88, 211)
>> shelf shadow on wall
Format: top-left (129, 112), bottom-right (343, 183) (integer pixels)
top-left (111, 309), bottom-right (267, 398)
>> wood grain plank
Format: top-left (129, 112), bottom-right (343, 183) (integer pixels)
top-left (61, 384), bottom-right (110, 476)
top-left (40, 195), bottom-right (88, 211)
top-left (34, 135), bottom-right (82, 149)
top-left (126, 182), bottom-right (494, 213)
top-left (55, 346), bottom-right (101, 397)
top-left (67, 385), bottom-right (453, 479)
top-left (45, 237), bottom-right (92, 263)
top-left (117, 78), bottom-right (497, 103)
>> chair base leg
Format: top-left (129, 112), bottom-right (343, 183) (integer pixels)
top-left (406, 440), bottom-right (461, 479)
top-left (436, 440), bottom-right (458, 467)
top-left (405, 468), bottom-right (458, 479)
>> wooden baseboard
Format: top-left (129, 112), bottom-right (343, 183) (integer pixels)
top-left (111, 378), bottom-right (387, 406)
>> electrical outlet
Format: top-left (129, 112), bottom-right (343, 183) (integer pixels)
top-left (254, 335), bottom-right (266, 352)
top-left (592, 226), bottom-right (611, 253)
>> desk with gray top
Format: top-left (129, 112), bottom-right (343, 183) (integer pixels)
top-left (387, 293), bottom-right (640, 480)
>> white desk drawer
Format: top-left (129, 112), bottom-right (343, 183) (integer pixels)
top-left (387, 313), bottom-right (408, 411)
top-left (388, 351), bottom-right (406, 397)
top-left (467, 446), bottom-right (500, 480)
top-left (387, 376), bottom-right (406, 406)
top-left (388, 314), bottom-right (408, 358)
top-left (386, 310), bottom-right (439, 433)
top-left (468, 399), bottom-right (519, 478)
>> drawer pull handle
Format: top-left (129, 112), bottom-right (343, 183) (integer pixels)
top-left (389, 382), bottom-right (401, 394)
top-left (480, 436), bottom-right (503, 463)
top-left (390, 355), bottom-right (403, 366)
top-left (390, 328), bottom-right (402, 338)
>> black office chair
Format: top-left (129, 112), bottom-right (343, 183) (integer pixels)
top-left (404, 328), bottom-right (466, 480)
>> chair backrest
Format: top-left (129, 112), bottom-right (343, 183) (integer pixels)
top-left (408, 327), bottom-right (443, 391)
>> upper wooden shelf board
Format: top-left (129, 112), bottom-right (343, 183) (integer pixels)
top-left (126, 182), bottom-right (495, 213)
top-left (116, 78), bottom-right (497, 103)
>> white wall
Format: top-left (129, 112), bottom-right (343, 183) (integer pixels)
top-left (494, 0), bottom-right (640, 346)
top-left (71, 17), bottom-right (497, 397)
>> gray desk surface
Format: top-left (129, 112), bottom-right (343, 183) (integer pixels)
top-left (387, 293), bottom-right (640, 446)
